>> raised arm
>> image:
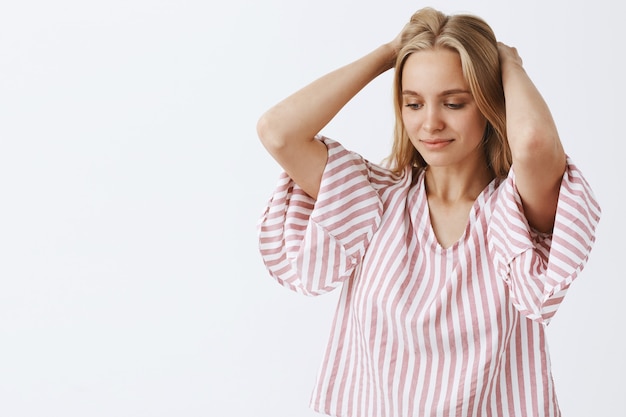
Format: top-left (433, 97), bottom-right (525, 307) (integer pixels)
top-left (256, 41), bottom-right (398, 199)
top-left (498, 42), bottom-right (567, 232)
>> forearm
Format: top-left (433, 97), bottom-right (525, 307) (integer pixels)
top-left (501, 60), bottom-right (564, 163)
top-left (257, 44), bottom-right (396, 150)
top-left (499, 43), bottom-right (566, 232)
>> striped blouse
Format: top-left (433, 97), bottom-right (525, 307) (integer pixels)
top-left (258, 137), bottom-right (601, 417)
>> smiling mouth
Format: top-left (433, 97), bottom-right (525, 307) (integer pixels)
top-left (421, 138), bottom-right (454, 144)
top-left (420, 139), bottom-right (454, 146)
top-left (420, 138), bottom-right (454, 149)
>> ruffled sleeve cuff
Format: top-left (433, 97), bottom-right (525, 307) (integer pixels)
top-left (488, 157), bottom-right (601, 323)
top-left (258, 137), bottom-right (383, 296)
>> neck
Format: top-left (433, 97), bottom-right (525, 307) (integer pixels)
top-left (424, 160), bottom-right (494, 204)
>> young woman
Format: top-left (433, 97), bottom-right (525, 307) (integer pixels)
top-left (257, 7), bottom-right (600, 417)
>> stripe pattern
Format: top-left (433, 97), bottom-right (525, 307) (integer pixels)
top-left (258, 138), bottom-right (601, 417)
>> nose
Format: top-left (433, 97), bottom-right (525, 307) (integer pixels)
top-left (422, 105), bottom-right (444, 133)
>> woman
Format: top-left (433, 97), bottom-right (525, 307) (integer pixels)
top-left (257, 7), bottom-right (600, 417)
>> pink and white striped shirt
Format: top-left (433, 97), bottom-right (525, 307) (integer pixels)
top-left (258, 137), bottom-right (601, 417)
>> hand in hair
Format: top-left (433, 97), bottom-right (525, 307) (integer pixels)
top-left (497, 42), bottom-right (524, 69)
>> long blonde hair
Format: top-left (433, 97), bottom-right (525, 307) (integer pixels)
top-left (386, 7), bottom-right (511, 177)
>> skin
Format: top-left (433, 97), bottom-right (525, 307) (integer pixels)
top-left (257, 21), bottom-right (566, 247)
top-left (401, 48), bottom-right (494, 247)
top-left (256, 44), bottom-right (394, 199)
top-left (497, 42), bottom-right (566, 233)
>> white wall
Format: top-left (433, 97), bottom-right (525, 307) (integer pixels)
top-left (0, 0), bottom-right (622, 416)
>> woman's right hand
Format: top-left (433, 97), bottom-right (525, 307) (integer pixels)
top-left (386, 13), bottom-right (423, 66)
top-left (388, 21), bottom-right (412, 63)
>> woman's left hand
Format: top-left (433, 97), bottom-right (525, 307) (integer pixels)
top-left (497, 41), bottom-right (524, 69)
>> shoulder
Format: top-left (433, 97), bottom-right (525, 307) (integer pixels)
top-left (317, 135), bottom-right (411, 193)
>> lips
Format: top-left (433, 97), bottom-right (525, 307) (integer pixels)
top-left (420, 138), bottom-right (454, 149)
top-left (421, 138), bottom-right (453, 144)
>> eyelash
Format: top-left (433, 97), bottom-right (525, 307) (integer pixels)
top-left (404, 103), bottom-right (465, 110)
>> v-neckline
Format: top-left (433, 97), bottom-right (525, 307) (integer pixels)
top-left (413, 169), bottom-right (499, 253)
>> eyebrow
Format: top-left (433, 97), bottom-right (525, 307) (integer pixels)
top-left (402, 89), bottom-right (471, 97)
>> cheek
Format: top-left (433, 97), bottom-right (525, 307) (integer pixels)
top-left (473, 117), bottom-right (489, 139)
top-left (459, 112), bottom-right (487, 139)
top-left (400, 109), bottom-right (409, 126)
top-left (401, 111), bottom-right (419, 134)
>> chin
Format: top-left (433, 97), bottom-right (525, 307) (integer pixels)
top-left (420, 154), bottom-right (452, 168)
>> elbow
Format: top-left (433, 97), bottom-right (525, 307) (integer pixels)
top-left (256, 110), bottom-right (288, 152)
top-left (510, 126), bottom-right (563, 165)
top-left (256, 112), bottom-right (270, 144)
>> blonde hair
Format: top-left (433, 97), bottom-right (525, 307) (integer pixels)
top-left (386, 7), bottom-right (511, 177)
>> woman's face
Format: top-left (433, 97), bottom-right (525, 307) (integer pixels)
top-left (401, 48), bottom-right (487, 170)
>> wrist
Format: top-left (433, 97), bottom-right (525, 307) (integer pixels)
top-left (378, 43), bottom-right (398, 72)
top-left (500, 59), bottom-right (526, 84)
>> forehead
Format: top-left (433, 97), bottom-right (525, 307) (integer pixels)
top-left (401, 48), bottom-right (468, 93)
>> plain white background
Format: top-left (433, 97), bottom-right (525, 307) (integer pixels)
top-left (0, 0), bottom-right (623, 416)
